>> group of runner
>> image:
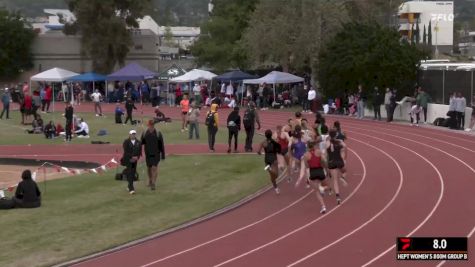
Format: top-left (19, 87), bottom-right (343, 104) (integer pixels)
top-left (258, 111), bottom-right (348, 214)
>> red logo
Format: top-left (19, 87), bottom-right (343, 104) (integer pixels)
top-left (400, 238), bottom-right (411, 251)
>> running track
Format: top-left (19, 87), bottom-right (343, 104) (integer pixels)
top-left (3, 103), bottom-right (475, 266)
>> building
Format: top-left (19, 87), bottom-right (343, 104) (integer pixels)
top-left (158, 26), bottom-right (201, 51)
top-left (27, 11), bottom-right (195, 77)
top-left (458, 31), bottom-right (475, 58)
top-left (398, 0), bottom-right (454, 53)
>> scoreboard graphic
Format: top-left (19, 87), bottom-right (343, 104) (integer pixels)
top-left (396, 237), bottom-right (468, 261)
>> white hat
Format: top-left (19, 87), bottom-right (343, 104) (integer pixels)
top-left (129, 130), bottom-right (136, 135)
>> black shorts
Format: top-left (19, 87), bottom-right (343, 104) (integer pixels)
top-left (328, 160), bottom-right (344, 170)
top-left (146, 156), bottom-right (160, 167)
top-left (309, 168), bottom-right (326, 181)
top-left (280, 147), bottom-right (289, 156)
top-left (265, 154), bottom-right (277, 166)
top-left (182, 111), bottom-right (188, 115)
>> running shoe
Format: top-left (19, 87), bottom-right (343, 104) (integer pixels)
top-left (129, 190), bottom-right (135, 195)
top-left (275, 188), bottom-right (280, 194)
top-left (264, 165), bottom-right (271, 171)
top-left (320, 206), bottom-right (326, 214)
top-left (336, 197), bottom-right (341, 205)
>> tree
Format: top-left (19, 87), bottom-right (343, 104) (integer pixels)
top-left (319, 22), bottom-right (428, 98)
top-left (428, 20), bottom-right (432, 45)
top-left (243, 0), bottom-right (348, 76)
top-left (415, 22), bottom-right (420, 44)
top-left (0, 8), bottom-right (35, 80)
top-left (190, 0), bottom-right (257, 71)
top-left (65, 0), bottom-right (151, 73)
top-left (423, 24), bottom-right (427, 45)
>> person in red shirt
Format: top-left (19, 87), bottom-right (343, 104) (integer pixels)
top-left (175, 85), bottom-right (183, 107)
top-left (42, 85), bottom-right (52, 112)
top-left (21, 93), bottom-right (33, 125)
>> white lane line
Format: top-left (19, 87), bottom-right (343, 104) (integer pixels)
top-left (436, 226), bottom-right (475, 267)
top-left (138, 192), bottom-right (314, 267)
top-left (287, 137), bottom-right (407, 267)
top-left (139, 149), bottom-right (365, 267)
top-left (343, 121), bottom-right (475, 154)
top-left (211, 146), bottom-right (372, 267)
top-left (344, 125), bottom-right (474, 267)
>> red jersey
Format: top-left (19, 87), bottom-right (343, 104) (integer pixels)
top-left (307, 149), bottom-right (322, 169)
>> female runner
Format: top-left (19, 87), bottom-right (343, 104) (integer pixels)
top-left (258, 129), bottom-right (282, 194)
top-left (326, 128), bottom-right (347, 205)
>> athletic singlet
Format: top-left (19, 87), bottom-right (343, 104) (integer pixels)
top-left (307, 150), bottom-right (322, 169)
top-left (264, 139), bottom-right (280, 165)
top-left (292, 139), bottom-right (306, 160)
top-left (327, 141), bottom-right (343, 162)
top-left (278, 135), bottom-right (289, 151)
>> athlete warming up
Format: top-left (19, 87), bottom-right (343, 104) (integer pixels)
top-left (258, 129), bottom-right (282, 194)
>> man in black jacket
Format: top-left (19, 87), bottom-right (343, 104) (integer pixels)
top-left (372, 86), bottom-right (382, 120)
top-left (124, 97), bottom-right (137, 125)
top-left (226, 106), bottom-right (241, 153)
top-left (243, 101), bottom-right (261, 152)
top-left (122, 130), bottom-right (142, 194)
top-left (141, 120), bottom-right (165, 191)
top-left (64, 103), bottom-right (74, 142)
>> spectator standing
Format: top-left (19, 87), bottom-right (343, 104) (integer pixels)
top-left (356, 85), bottom-right (366, 119)
top-left (140, 81), bottom-right (150, 103)
top-left (308, 86), bottom-right (316, 113)
top-left (243, 101), bottom-right (261, 152)
top-left (64, 102), bottom-right (74, 142)
top-left (175, 85), bottom-right (183, 107)
top-left (90, 89), bottom-right (103, 116)
top-left (43, 85), bottom-right (52, 112)
top-left (141, 120), bottom-right (165, 191)
top-left (226, 106), bottom-right (241, 153)
top-left (124, 97), bottom-right (137, 125)
top-left (122, 130), bottom-right (142, 194)
top-left (384, 88), bottom-right (391, 120)
top-left (21, 93), bottom-right (33, 125)
top-left (372, 86), bottom-right (382, 120)
top-left (192, 83), bottom-right (201, 106)
top-left (302, 85), bottom-right (310, 112)
top-left (455, 92), bottom-right (466, 129)
top-left (188, 102), bottom-right (200, 139)
top-left (448, 92), bottom-right (458, 129)
top-left (226, 82), bottom-right (234, 98)
top-left (0, 88), bottom-right (11, 119)
top-left (416, 86), bottom-right (431, 123)
top-left (388, 89), bottom-right (397, 122)
top-left (205, 103), bottom-right (219, 152)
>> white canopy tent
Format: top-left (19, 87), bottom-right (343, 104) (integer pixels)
top-left (243, 71), bottom-right (305, 100)
top-left (30, 67), bottom-right (79, 111)
top-left (170, 69), bottom-right (217, 83)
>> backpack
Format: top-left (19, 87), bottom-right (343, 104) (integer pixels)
top-left (205, 112), bottom-right (216, 127)
top-left (243, 109), bottom-right (255, 128)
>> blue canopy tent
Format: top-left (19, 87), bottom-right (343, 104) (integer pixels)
top-left (68, 72), bottom-right (108, 101)
top-left (214, 70), bottom-right (258, 106)
top-left (107, 63), bottom-right (157, 81)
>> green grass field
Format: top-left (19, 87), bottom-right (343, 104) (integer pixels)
top-left (0, 154), bottom-right (269, 267)
top-left (0, 111), bottom-right (262, 146)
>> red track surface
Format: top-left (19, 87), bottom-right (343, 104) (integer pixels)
top-left (3, 103), bottom-right (475, 266)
